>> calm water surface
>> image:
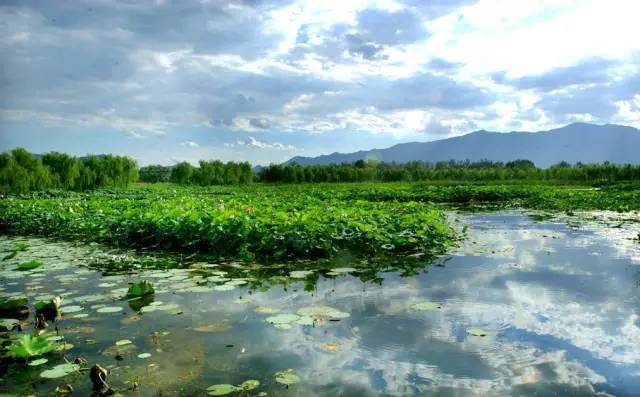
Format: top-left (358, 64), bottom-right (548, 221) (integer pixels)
top-left (1, 212), bottom-right (639, 396)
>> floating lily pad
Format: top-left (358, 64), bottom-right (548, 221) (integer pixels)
top-left (297, 306), bottom-right (349, 319)
top-left (213, 284), bottom-right (235, 291)
top-left (28, 358), bottom-right (48, 366)
top-left (137, 352), bottom-right (152, 358)
top-left (207, 384), bottom-right (238, 395)
top-left (115, 339), bottom-right (132, 346)
top-left (225, 279), bottom-right (247, 286)
top-left (410, 301), bottom-right (442, 311)
top-left (60, 305), bottom-right (84, 314)
top-left (0, 295), bottom-right (28, 312)
top-left (97, 306), bottom-right (123, 313)
top-left (72, 313), bottom-right (89, 319)
top-left (467, 328), bottom-right (488, 337)
top-left (40, 363), bottom-right (80, 379)
top-left (266, 314), bottom-right (300, 325)
top-left (17, 260), bottom-right (43, 271)
top-left (295, 316), bottom-right (314, 326)
top-left (289, 270), bottom-right (313, 279)
top-left (240, 379), bottom-right (260, 391)
top-left (74, 294), bottom-right (105, 303)
top-left (254, 306), bottom-right (279, 314)
top-left (329, 267), bottom-right (357, 274)
top-left (274, 370), bottom-right (301, 385)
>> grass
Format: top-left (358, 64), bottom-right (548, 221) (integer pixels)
top-left (1, 182), bottom-right (638, 262)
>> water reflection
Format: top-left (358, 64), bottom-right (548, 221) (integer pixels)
top-left (1, 212), bottom-right (639, 396)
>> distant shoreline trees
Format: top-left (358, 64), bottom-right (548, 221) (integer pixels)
top-left (1, 148), bottom-right (138, 194)
top-left (2, 148), bottom-right (640, 194)
top-left (256, 159), bottom-right (640, 184)
top-left (139, 160), bottom-right (253, 185)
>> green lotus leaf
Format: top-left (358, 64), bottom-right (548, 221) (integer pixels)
top-left (17, 260), bottom-right (43, 271)
top-left (40, 363), bottom-right (80, 379)
top-left (206, 384), bottom-right (238, 395)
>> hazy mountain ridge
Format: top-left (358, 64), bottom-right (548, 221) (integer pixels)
top-left (286, 123), bottom-right (640, 167)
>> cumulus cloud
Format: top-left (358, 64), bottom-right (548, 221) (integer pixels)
top-left (233, 136), bottom-right (297, 151)
top-left (495, 58), bottom-right (619, 91)
top-left (424, 119), bottom-right (452, 135)
top-left (1, 0), bottom-right (640, 163)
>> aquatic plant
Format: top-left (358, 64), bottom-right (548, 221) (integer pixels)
top-left (206, 379), bottom-right (261, 395)
top-left (16, 259), bottom-right (42, 271)
top-left (126, 280), bottom-right (155, 298)
top-left (40, 363), bottom-right (80, 379)
top-left (0, 184), bottom-right (458, 261)
top-left (274, 369), bottom-right (301, 385)
top-left (7, 334), bottom-right (62, 360)
top-left (0, 295), bottom-right (28, 315)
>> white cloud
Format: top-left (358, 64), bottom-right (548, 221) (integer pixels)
top-left (233, 136), bottom-right (297, 151)
top-left (1, 0), bottom-right (640, 163)
top-left (180, 140), bottom-right (200, 148)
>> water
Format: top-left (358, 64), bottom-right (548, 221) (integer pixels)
top-left (1, 211), bottom-right (639, 396)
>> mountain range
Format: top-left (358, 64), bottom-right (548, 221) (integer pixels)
top-left (285, 123), bottom-right (640, 167)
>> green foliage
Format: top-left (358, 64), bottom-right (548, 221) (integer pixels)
top-left (126, 281), bottom-right (155, 298)
top-left (34, 300), bottom-right (57, 312)
top-left (0, 148), bottom-right (138, 194)
top-left (1, 182), bottom-right (637, 263)
top-left (258, 160), bottom-right (640, 184)
top-left (166, 160), bottom-right (253, 185)
top-left (7, 334), bottom-right (61, 359)
top-left (14, 242), bottom-right (30, 252)
top-left (17, 260), bottom-right (42, 271)
top-left (0, 184), bottom-right (458, 261)
top-left (139, 165), bottom-right (171, 183)
top-left (170, 162), bottom-right (195, 184)
top-left (0, 296), bottom-right (28, 312)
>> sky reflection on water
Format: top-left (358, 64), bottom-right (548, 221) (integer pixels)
top-left (1, 211), bottom-right (639, 396)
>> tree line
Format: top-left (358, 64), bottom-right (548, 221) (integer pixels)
top-left (0, 148), bottom-right (138, 194)
top-left (257, 159), bottom-right (640, 184)
top-left (3, 148), bottom-right (640, 194)
top-left (139, 160), bottom-right (253, 185)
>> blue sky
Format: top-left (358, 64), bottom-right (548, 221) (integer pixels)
top-left (1, 0), bottom-right (639, 165)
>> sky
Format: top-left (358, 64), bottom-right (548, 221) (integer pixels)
top-left (1, 0), bottom-right (639, 166)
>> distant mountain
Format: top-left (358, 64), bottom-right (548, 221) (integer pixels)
top-left (285, 123), bottom-right (640, 167)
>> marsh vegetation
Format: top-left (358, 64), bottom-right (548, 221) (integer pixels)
top-left (1, 150), bottom-right (640, 396)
